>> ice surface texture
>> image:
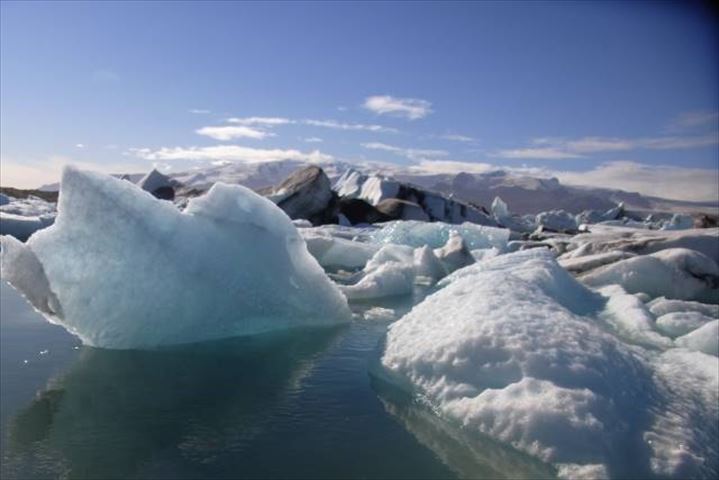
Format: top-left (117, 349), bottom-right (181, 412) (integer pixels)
top-left (380, 249), bottom-right (718, 478)
top-left (0, 167), bottom-right (351, 349)
top-left (369, 220), bottom-right (509, 251)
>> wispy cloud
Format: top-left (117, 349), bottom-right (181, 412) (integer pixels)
top-left (667, 111), bottom-right (719, 131)
top-left (302, 137), bottom-right (323, 143)
top-left (362, 142), bottom-right (448, 161)
top-left (303, 119), bottom-right (397, 133)
top-left (363, 95), bottom-right (432, 120)
top-left (227, 116), bottom-right (293, 126)
top-left (407, 160), bottom-right (496, 174)
top-left (494, 147), bottom-right (583, 160)
top-left (440, 133), bottom-right (476, 143)
top-left (189, 108), bottom-right (211, 114)
top-left (75, 143), bottom-right (86, 149)
top-left (130, 145), bottom-right (333, 164)
top-left (494, 133), bottom-right (719, 159)
top-left (556, 161), bottom-right (719, 203)
top-left (196, 125), bottom-right (273, 141)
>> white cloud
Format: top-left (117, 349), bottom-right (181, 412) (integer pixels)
top-left (227, 116), bottom-right (293, 126)
top-left (556, 161), bottom-right (719, 203)
top-left (130, 145), bottom-right (333, 164)
top-left (494, 147), bottom-right (583, 160)
top-left (440, 134), bottom-right (476, 142)
top-left (407, 160), bottom-right (496, 174)
top-left (303, 137), bottom-right (323, 143)
top-left (189, 109), bottom-right (211, 114)
top-left (495, 133), bottom-right (719, 159)
top-left (668, 111), bottom-right (719, 131)
top-left (196, 125), bottom-right (273, 141)
top-left (363, 95), bottom-right (432, 120)
top-left (303, 119), bottom-right (397, 133)
top-left (361, 142), bottom-right (448, 161)
top-left (75, 143), bottom-right (86, 149)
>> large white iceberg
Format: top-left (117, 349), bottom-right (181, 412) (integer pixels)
top-left (379, 249), bottom-right (718, 478)
top-left (0, 167), bottom-right (351, 349)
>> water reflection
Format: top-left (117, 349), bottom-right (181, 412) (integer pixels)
top-left (370, 375), bottom-right (557, 480)
top-left (2, 328), bottom-right (341, 479)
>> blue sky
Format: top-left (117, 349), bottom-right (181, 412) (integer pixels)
top-left (1, 1), bottom-right (717, 200)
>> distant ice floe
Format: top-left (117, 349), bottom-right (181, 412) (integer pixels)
top-left (0, 194), bottom-right (57, 241)
top-left (379, 249), bottom-right (718, 479)
top-left (0, 167), bottom-right (351, 349)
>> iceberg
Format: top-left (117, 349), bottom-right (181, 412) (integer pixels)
top-left (579, 248), bottom-right (719, 303)
top-left (369, 220), bottom-right (509, 251)
top-left (0, 212), bottom-right (55, 241)
top-left (379, 249), bottom-right (718, 478)
top-left (0, 167), bottom-right (351, 349)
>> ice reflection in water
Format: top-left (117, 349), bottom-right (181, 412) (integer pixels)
top-left (3, 329), bottom-right (341, 479)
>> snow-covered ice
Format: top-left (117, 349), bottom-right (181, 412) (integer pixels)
top-left (0, 167), bottom-right (351, 349)
top-left (674, 320), bottom-right (719, 356)
top-left (579, 248), bottom-right (718, 303)
top-left (656, 311), bottom-right (714, 338)
top-left (379, 249), bottom-right (718, 478)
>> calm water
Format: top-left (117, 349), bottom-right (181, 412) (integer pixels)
top-left (0, 281), bottom-right (551, 479)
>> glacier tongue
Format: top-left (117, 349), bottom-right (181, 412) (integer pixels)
top-left (0, 167), bottom-right (351, 349)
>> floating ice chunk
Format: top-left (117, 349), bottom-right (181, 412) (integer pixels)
top-left (302, 230), bottom-right (379, 270)
top-left (340, 261), bottom-right (415, 300)
top-left (0, 235), bottom-right (62, 317)
top-left (291, 219), bottom-right (313, 228)
top-left (369, 220), bottom-right (509, 251)
top-left (363, 307), bottom-right (396, 322)
top-left (580, 248), bottom-right (719, 303)
top-left (660, 213), bottom-right (694, 231)
top-left (340, 240), bottom-right (456, 300)
top-left (380, 249), bottom-right (718, 477)
top-left (364, 244), bottom-right (415, 271)
top-left (490, 196), bottom-right (509, 219)
top-left (556, 463), bottom-right (609, 480)
top-left (656, 312), bottom-right (714, 338)
top-left (413, 246), bottom-right (447, 281)
top-left (0, 167), bottom-right (351, 349)
top-left (433, 230), bottom-right (474, 273)
top-left (535, 209), bottom-right (578, 232)
top-left (137, 168), bottom-right (175, 200)
top-left (559, 250), bottom-right (636, 274)
top-left (470, 247), bottom-right (501, 263)
top-left (562, 225), bottom-right (719, 261)
top-left (596, 285), bottom-right (672, 348)
top-left (0, 213), bottom-right (55, 241)
top-left (340, 244), bottom-right (417, 300)
top-left (647, 297), bottom-right (719, 318)
top-left (674, 320), bottom-right (719, 356)
top-left (0, 193), bottom-right (9, 206)
top-left (359, 176), bottom-right (400, 206)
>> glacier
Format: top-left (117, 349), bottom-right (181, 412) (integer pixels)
top-left (0, 167), bottom-right (351, 349)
